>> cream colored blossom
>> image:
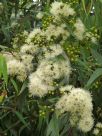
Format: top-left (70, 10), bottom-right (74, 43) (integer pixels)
top-left (66, 88), bottom-right (93, 114)
top-left (56, 87), bottom-right (94, 132)
top-left (36, 58), bottom-right (71, 83)
top-left (93, 128), bottom-right (99, 135)
top-left (60, 85), bottom-right (74, 93)
top-left (74, 19), bottom-right (85, 40)
top-left (96, 122), bottom-right (102, 128)
top-left (29, 72), bottom-right (54, 97)
top-left (93, 122), bottom-right (102, 135)
top-left (20, 44), bottom-right (37, 54)
top-left (85, 32), bottom-right (97, 44)
top-left (7, 59), bottom-right (27, 82)
top-left (36, 12), bottom-right (44, 19)
top-left (45, 24), bottom-right (69, 41)
top-left (21, 54), bottom-right (34, 72)
top-left (50, 2), bottom-right (75, 18)
top-left (56, 88), bottom-right (93, 115)
top-left (78, 115), bottom-right (94, 132)
top-left (27, 28), bottom-right (45, 43)
top-left (56, 93), bottom-right (69, 114)
top-left (43, 44), bottom-right (63, 59)
top-left (28, 53), bottom-right (71, 97)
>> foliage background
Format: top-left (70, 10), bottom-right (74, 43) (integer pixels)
top-left (0, 0), bottom-right (102, 136)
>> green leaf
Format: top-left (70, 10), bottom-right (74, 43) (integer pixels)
top-left (0, 45), bottom-right (8, 49)
top-left (85, 68), bottom-right (102, 89)
top-left (82, 0), bottom-right (87, 14)
top-left (46, 113), bottom-right (59, 136)
top-left (0, 57), bottom-right (2, 78)
top-left (0, 54), bottom-right (8, 86)
top-left (18, 79), bottom-right (28, 95)
top-left (19, 125), bottom-right (28, 136)
top-left (14, 111), bottom-right (29, 129)
top-left (37, 116), bottom-right (44, 132)
top-left (91, 48), bottom-right (102, 65)
top-left (11, 79), bottom-right (19, 94)
top-left (1, 25), bottom-right (10, 43)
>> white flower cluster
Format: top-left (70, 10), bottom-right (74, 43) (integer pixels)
top-left (43, 44), bottom-right (63, 59)
top-left (20, 44), bottom-right (37, 55)
top-left (20, 44), bottom-right (37, 72)
top-left (26, 24), bottom-right (69, 45)
top-left (56, 88), bottom-right (94, 132)
top-left (26, 28), bottom-right (45, 44)
top-left (29, 72), bottom-right (54, 97)
top-left (45, 24), bottom-right (69, 41)
top-left (7, 59), bottom-right (27, 82)
top-left (85, 32), bottom-right (97, 44)
top-left (50, 1), bottom-right (75, 18)
top-left (4, 1), bottom-right (96, 134)
top-left (25, 1), bottom-right (97, 46)
top-left (6, 42), bottom-right (38, 82)
top-left (74, 19), bottom-right (85, 40)
top-left (21, 54), bottom-right (33, 72)
top-left (93, 122), bottom-right (102, 135)
top-left (36, 12), bottom-right (44, 19)
top-left (29, 55), bottom-right (71, 97)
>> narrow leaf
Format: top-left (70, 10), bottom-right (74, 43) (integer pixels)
top-left (85, 68), bottom-right (102, 89)
top-left (91, 48), bottom-right (102, 65)
top-left (11, 79), bottom-right (19, 94)
top-left (14, 111), bottom-right (29, 129)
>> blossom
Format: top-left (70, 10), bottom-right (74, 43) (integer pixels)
top-left (96, 122), bottom-right (102, 128)
top-left (21, 54), bottom-right (34, 72)
top-left (91, 36), bottom-right (97, 44)
top-left (28, 53), bottom-right (71, 97)
top-left (74, 19), bottom-right (85, 40)
top-left (27, 28), bottom-right (45, 43)
top-left (50, 2), bottom-right (75, 18)
top-left (45, 24), bottom-right (69, 41)
top-left (20, 44), bottom-right (37, 55)
top-left (7, 59), bottom-right (27, 82)
top-left (43, 44), bottom-right (64, 59)
top-left (66, 88), bottom-right (93, 114)
top-left (60, 85), bottom-right (74, 93)
top-left (56, 88), bottom-right (93, 114)
top-left (85, 32), bottom-right (97, 44)
top-left (36, 12), bottom-right (44, 19)
top-left (36, 57), bottom-right (71, 83)
top-left (93, 128), bottom-right (99, 135)
top-left (28, 72), bottom-right (54, 97)
top-left (78, 115), bottom-right (94, 132)
top-left (93, 122), bottom-right (102, 135)
top-left (55, 93), bottom-right (69, 114)
top-left (56, 87), bottom-right (94, 132)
